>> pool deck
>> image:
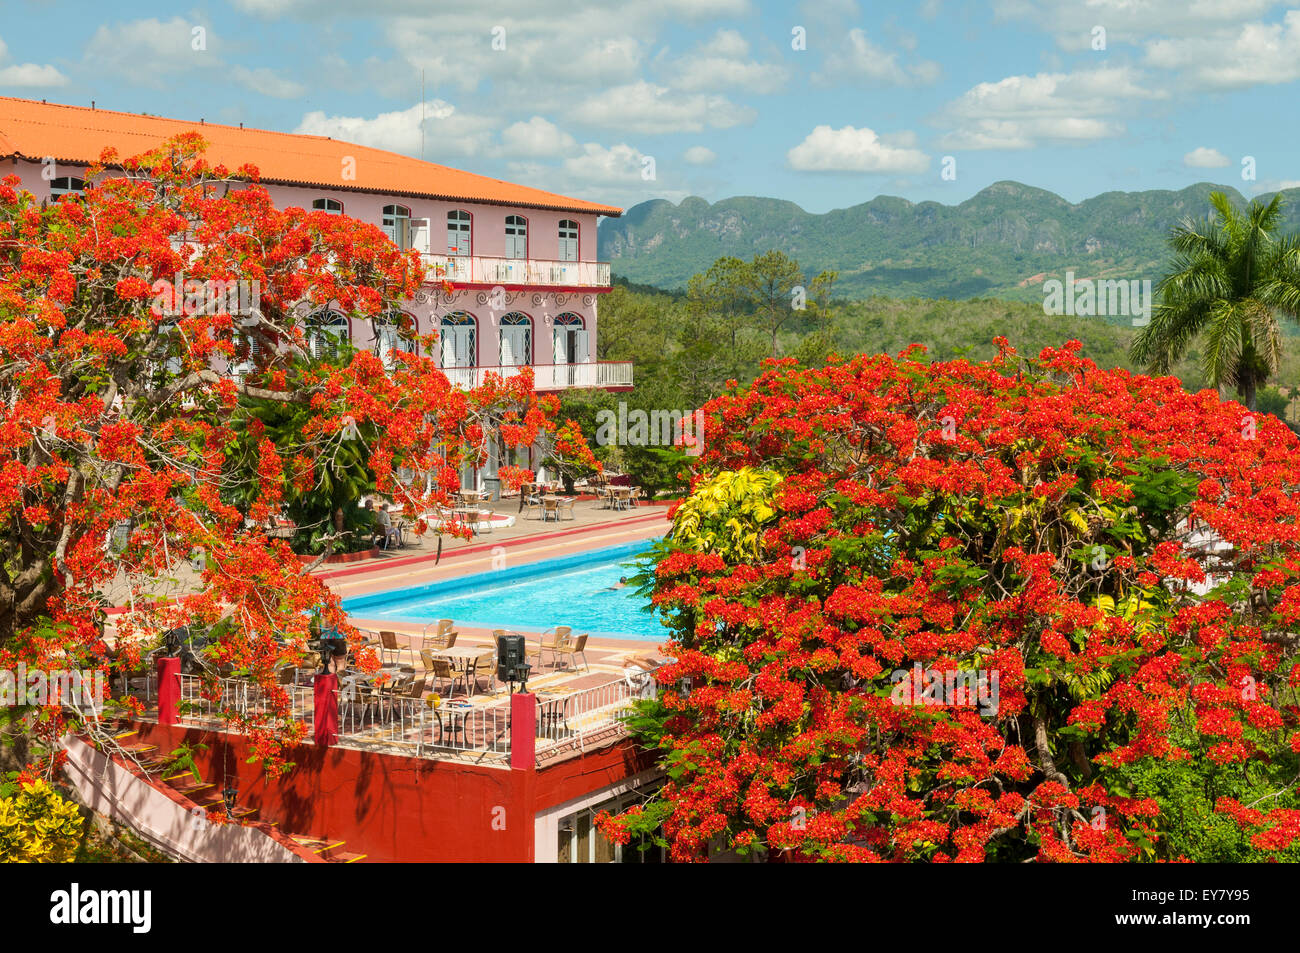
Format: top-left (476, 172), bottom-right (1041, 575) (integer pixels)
top-left (332, 499), bottom-right (674, 715)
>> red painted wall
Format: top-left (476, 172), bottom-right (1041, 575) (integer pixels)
top-left (129, 720), bottom-right (653, 862)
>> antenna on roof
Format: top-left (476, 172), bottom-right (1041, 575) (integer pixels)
top-left (420, 68), bottom-right (425, 162)
top-left (239, 122), bottom-right (244, 129)
top-left (91, 100), bottom-right (95, 110)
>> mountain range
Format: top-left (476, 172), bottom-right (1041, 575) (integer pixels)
top-left (597, 181), bottom-right (1300, 302)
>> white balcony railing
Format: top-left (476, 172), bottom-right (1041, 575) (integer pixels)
top-left (423, 254), bottom-right (611, 288)
top-left (440, 361), bottom-right (633, 391)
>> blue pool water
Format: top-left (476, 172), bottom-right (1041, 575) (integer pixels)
top-left (342, 539), bottom-right (668, 641)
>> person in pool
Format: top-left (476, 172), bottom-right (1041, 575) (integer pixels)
top-left (604, 576), bottom-right (629, 591)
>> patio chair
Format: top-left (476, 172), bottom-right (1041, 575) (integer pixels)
top-left (529, 626), bottom-right (571, 672)
top-left (557, 497), bottom-right (577, 520)
top-left (420, 649), bottom-right (465, 697)
top-left (476, 508), bottom-right (495, 533)
top-left (556, 633), bottom-right (591, 673)
top-left (542, 497), bottom-right (560, 522)
top-left (341, 676), bottom-right (379, 729)
top-left (467, 649), bottom-right (497, 696)
top-left (523, 496), bottom-right (543, 519)
top-left (421, 619), bottom-right (458, 652)
top-left (378, 629), bottom-right (405, 666)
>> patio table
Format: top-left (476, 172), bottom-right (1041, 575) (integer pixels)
top-left (427, 645), bottom-right (495, 696)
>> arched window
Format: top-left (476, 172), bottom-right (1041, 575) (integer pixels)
top-left (49, 176), bottom-right (86, 201)
top-left (558, 220), bottom-right (579, 262)
top-left (504, 215), bottom-right (527, 259)
top-left (375, 310), bottom-right (418, 368)
top-left (447, 210), bottom-right (471, 256)
top-left (383, 204), bottom-right (411, 249)
top-left (307, 310), bottom-right (349, 360)
top-left (439, 312), bottom-right (476, 369)
top-left (552, 313), bottom-right (587, 365)
top-left (312, 198), bottom-right (344, 215)
top-left (498, 312), bottom-right (532, 367)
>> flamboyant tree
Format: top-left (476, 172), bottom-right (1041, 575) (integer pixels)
top-left (606, 340), bottom-right (1300, 862)
top-left (0, 136), bottom-right (596, 770)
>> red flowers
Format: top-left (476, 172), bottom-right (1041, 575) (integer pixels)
top-left (0, 137), bottom-right (590, 772)
top-left (612, 343), bottom-right (1300, 862)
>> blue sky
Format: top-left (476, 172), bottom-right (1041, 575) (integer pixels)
top-left (1, 0), bottom-right (1297, 213)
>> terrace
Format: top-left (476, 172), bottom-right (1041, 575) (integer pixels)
top-left (423, 253), bottom-right (612, 290)
top-left (111, 502), bottom-right (670, 770)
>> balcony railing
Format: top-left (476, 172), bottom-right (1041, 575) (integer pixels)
top-left (423, 254), bottom-right (611, 288)
top-left (440, 361), bottom-right (633, 391)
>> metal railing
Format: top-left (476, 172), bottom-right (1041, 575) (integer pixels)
top-left (176, 674), bottom-right (313, 726)
top-left (423, 254), bottom-right (611, 288)
top-left (534, 676), bottom-right (650, 749)
top-left (127, 670), bottom-right (645, 760)
top-left (439, 361), bottom-right (633, 391)
top-left (334, 692), bottom-right (511, 757)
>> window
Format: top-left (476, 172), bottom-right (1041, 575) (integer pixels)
top-left (375, 310), bottom-right (418, 368)
top-left (558, 220), bottom-right (579, 262)
top-left (552, 312), bottom-right (587, 365)
top-left (498, 312), bottom-right (531, 367)
top-left (439, 312), bottom-right (476, 369)
top-left (556, 786), bottom-right (664, 863)
top-left (307, 310), bottom-right (349, 360)
top-left (504, 215), bottom-right (527, 259)
top-left (49, 176), bottom-right (86, 201)
top-left (312, 198), bottom-right (343, 215)
top-left (447, 210), bottom-right (471, 256)
top-left (382, 205), bottom-right (411, 250)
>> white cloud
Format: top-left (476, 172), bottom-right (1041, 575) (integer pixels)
top-left (1183, 147), bottom-right (1231, 169)
top-left (230, 65), bottom-right (305, 99)
top-left (815, 28), bottom-right (941, 86)
top-left (497, 117), bottom-right (577, 158)
top-left (294, 101), bottom-right (495, 157)
top-left (83, 17), bottom-right (218, 86)
top-left (561, 142), bottom-right (649, 185)
top-left (1145, 11), bottom-right (1300, 89)
top-left (0, 63), bottom-right (68, 87)
top-left (993, 0), bottom-right (1278, 50)
top-left (683, 146), bottom-right (717, 165)
top-left (787, 125), bottom-right (929, 173)
top-left (663, 29), bottom-right (790, 94)
top-left (570, 81), bottom-right (754, 134)
top-left (936, 66), bottom-right (1164, 150)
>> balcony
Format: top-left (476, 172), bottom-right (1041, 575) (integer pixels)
top-left (423, 254), bottom-right (611, 289)
top-left (440, 361), bottom-right (633, 391)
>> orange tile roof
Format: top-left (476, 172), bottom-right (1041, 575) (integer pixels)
top-left (0, 96), bottom-right (622, 217)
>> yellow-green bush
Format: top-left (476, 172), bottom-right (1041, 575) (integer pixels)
top-left (0, 780), bottom-right (84, 863)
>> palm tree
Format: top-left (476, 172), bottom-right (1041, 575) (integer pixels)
top-left (1131, 192), bottom-right (1300, 410)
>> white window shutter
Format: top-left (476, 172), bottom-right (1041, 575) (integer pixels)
top-left (409, 218), bottom-right (430, 255)
top-left (574, 329), bottom-right (589, 362)
top-left (553, 327), bottom-right (568, 364)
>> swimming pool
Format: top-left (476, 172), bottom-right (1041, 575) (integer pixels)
top-left (341, 539), bottom-right (668, 641)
